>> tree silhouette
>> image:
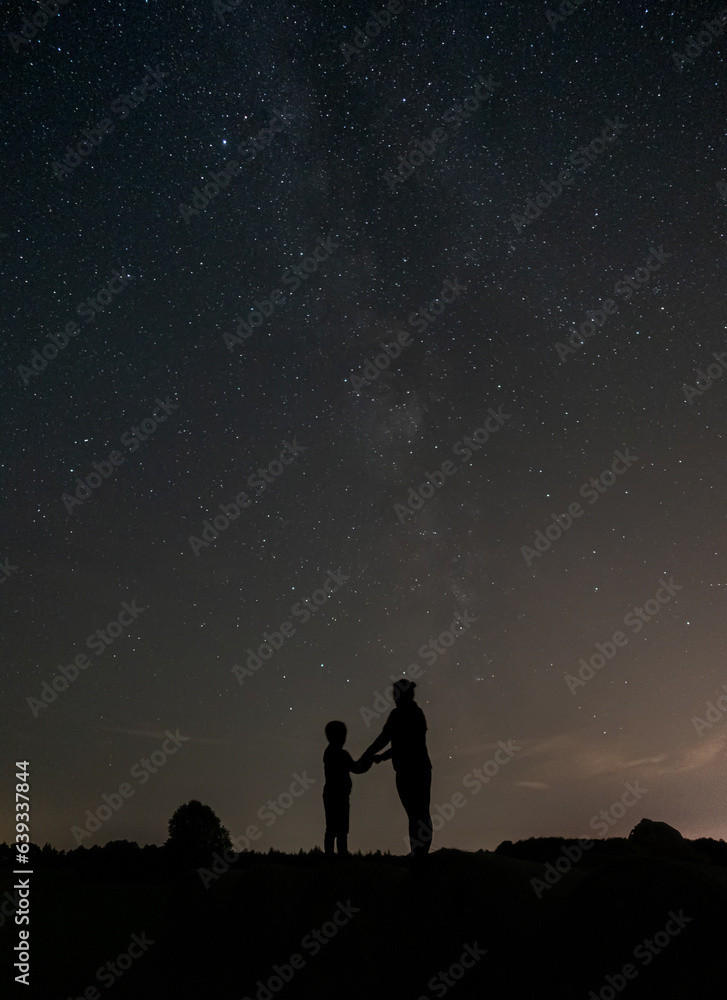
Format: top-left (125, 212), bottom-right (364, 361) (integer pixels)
top-left (166, 800), bottom-right (232, 866)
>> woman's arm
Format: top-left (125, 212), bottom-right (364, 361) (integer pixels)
top-left (362, 719), bottom-right (392, 759)
top-left (350, 755), bottom-right (373, 773)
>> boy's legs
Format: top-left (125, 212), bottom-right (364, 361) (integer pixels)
top-left (324, 791), bottom-right (351, 856)
top-left (337, 798), bottom-right (350, 855)
top-left (323, 790), bottom-right (337, 856)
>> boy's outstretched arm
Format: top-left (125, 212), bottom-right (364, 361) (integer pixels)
top-left (350, 756), bottom-right (373, 773)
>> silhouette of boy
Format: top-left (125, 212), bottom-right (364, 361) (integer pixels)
top-left (323, 720), bottom-right (372, 856)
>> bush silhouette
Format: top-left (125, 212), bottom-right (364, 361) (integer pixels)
top-left (166, 800), bottom-right (232, 866)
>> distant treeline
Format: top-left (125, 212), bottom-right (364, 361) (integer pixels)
top-left (2, 834), bottom-right (726, 878)
top-left (0, 840), bottom-right (403, 879)
top-left (494, 835), bottom-right (727, 866)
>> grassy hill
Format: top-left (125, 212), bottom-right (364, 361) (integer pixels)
top-left (3, 831), bottom-right (727, 999)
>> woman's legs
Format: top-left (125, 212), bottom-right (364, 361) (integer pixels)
top-left (396, 769), bottom-right (432, 856)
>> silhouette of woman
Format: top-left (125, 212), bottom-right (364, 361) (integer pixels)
top-left (362, 679), bottom-right (433, 858)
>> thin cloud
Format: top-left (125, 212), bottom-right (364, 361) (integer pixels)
top-left (510, 729), bottom-right (727, 784)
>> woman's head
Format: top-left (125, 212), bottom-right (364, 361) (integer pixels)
top-left (392, 679), bottom-right (416, 705)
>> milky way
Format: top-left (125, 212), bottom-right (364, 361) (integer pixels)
top-left (3, 0), bottom-right (727, 854)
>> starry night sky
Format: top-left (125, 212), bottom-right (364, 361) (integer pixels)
top-left (3, 0), bottom-right (727, 855)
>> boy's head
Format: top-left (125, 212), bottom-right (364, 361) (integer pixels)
top-left (325, 720), bottom-right (347, 746)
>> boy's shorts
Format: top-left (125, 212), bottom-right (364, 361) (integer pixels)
top-left (323, 790), bottom-right (350, 835)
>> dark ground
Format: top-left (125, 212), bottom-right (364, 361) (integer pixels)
top-left (3, 835), bottom-right (727, 999)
